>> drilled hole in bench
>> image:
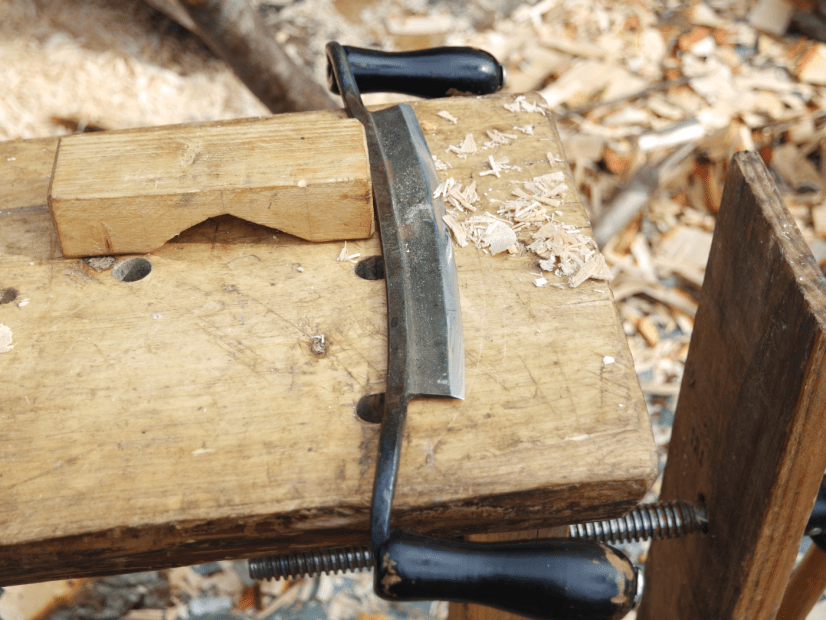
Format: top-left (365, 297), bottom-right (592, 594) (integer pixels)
top-left (113, 257), bottom-right (152, 282)
top-left (355, 256), bottom-right (384, 281)
top-left (356, 393), bottom-right (385, 424)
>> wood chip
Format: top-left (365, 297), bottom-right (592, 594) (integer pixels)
top-left (0, 324), bottom-right (14, 353)
top-left (432, 154), bottom-right (452, 170)
top-left (748, 0), bottom-right (793, 36)
top-left (813, 203), bottom-right (826, 238)
top-left (637, 316), bottom-right (660, 347)
top-left (503, 95), bottom-right (546, 114)
top-left (484, 129), bottom-right (518, 147)
top-left (443, 214), bottom-right (469, 247)
top-left (482, 221), bottom-right (518, 255)
top-left (479, 155), bottom-right (512, 177)
top-left (335, 242), bottom-right (360, 263)
top-left (796, 44), bottom-right (826, 85)
top-left (568, 253), bottom-right (613, 288)
top-left (437, 110), bottom-right (458, 124)
top-left (445, 133), bottom-right (477, 157)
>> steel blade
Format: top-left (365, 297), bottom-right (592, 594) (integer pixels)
top-left (371, 104), bottom-right (464, 400)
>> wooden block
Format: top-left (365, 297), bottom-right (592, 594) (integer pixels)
top-left (48, 113), bottom-right (373, 257)
top-left (0, 93), bottom-right (656, 585)
top-left (0, 137), bottom-right (58, 213)
top-left (637, 152), bottom-right (826, 620)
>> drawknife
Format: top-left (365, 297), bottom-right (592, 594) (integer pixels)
top-left (321, 43), bottom-right (640, 620)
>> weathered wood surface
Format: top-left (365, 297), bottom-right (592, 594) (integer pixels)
top-left (638, 152), bottom-right (826, 619)
top-left (49, 114), bottom-right (373, 257)
top-left (0, 93), bottom-right (657, 586)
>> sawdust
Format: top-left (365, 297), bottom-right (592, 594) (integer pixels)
top-left (0, 0), bottom-right (267, 140)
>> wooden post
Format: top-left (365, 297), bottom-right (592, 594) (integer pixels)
top-left (637, 152), bottom-right (826, 619)
top-left (776, 541), bottom-right (826, 620)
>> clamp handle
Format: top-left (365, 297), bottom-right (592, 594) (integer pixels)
top-left (375, 531), bottom-right (640, 620)
top-left (326, 45), bottom-right (505, 99)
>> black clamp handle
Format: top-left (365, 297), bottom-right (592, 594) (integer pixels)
top-left (376, 531), bottom-right (639, 620)
top-left (326, 45), bottom-right (505, 99)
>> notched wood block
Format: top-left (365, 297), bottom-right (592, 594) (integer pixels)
top-left (48, 114), bottom-right (374, 257)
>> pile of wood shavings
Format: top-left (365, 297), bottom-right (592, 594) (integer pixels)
top-left (436, 168), bottom-right (613, 288)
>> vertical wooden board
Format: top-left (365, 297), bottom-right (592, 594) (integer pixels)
top-left (638, 152), bottom-right (826, 619)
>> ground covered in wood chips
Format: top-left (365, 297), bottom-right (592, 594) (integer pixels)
top-left (2, 0), bottom-right (826, 618)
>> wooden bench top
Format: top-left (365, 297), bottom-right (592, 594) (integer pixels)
top-left (0, 93), bottom-right (657, 586)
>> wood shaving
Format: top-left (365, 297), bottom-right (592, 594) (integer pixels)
top-left (483, 128), bottom-right (518, 148)
top-left (440, 162), bottom-right (611, 288)
top-left (437, 110), bottom-right (458, 124)
top-left (435, 178), bottom-right (479, 212)
top-left (568, 254), bottom-right (613, 288)
top-left (547, 152), bottom-right (564, 165)
top-left (514, 124), bottom-right (535, 135)
top-left (503, 95), bottom-right (547, 114)
top-left (445, 133), bottom-right (477, 158)
top-left (432, 154), bottom-right (452, 170)
top-left (443, 214), bottom-right (469, 247)
top-left (480, 155), bottom-right (517, 177)
top-left (0, 324), bottom-right (13, 353)
top-left (336, 242), bottom-right (360, 263)
top-left (481, 220), bottom-right (518, 255)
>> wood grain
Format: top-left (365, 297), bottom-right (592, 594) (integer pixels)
top-left (0, 137), bottom-right (57, 213)
top-left (0, 93), bottom-right (657, 585)
top-left (49, 113), bottom-right (373, 257)
top-left (776, 541), bottom-right (826, 620)
top-left (637, 152), bottom-right (826, 620)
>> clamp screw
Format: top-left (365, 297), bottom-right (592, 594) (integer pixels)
top-left (569, 500), bottom-right (708, 543)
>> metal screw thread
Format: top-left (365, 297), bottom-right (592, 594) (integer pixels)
top-left (568, 500), bottom-right (708, 544)
top-left (248, 545), bottom-right (372, 581)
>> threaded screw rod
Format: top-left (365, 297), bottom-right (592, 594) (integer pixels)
top-left (569, 500), bottom-right (707, 544)
top-left (248, 545), bottom-right (372, 581)
top-left (248, 501), bottom-right (707, 581)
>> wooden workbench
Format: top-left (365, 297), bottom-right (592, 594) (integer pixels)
top-left (0, 93), bottom-right (657, 586)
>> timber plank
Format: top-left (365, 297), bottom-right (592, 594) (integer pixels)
top-left (638, 152), bottom-right (826, 619)
top-left (0, 93), bottom-right (657, 585)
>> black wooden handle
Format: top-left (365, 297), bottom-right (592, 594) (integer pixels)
top-left (374, 531), bottom-right (638, 620)
top-left (326, 46), bottom-right (505, 99)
